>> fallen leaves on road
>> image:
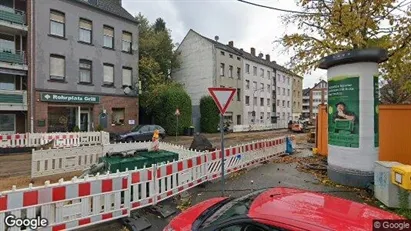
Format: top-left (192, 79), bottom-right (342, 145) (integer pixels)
top-left (176, 197), bottom-right (192, 212)
top-left (228, 169), bottom-right (247, 180)
top-left (272, 155), bottom-right (301, 164)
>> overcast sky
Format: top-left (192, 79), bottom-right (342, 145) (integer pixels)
top-left (122, 0), bottom-right (327, 89)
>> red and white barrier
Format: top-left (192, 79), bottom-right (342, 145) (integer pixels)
top-left (0, 135), bottom-right (295, 231)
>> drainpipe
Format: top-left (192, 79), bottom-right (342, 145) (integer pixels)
top-left (29, 0), bottom-right (34, 132)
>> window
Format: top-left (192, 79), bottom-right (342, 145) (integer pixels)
top-left (260, 112), bottom-right (264, 120)
top-left (277, 87), bottom-right (280, 93)
top-left (220, 51), bottom-right (225, 55)
top-left (283, 76), bottom-right (286, 82)
top-left (112, 108), bottom-right (125, 125)
top-left (288, 112), bottom-right (290, 118)
top-left (288, 89), bottom-right (290, 96)
top-left (294, 78), bottom-right (296, 84)
top-left (267, 84), bottom-right (270, 92)
top-left (245, 96), bottom-right (250, 105)
top-left (103, 63), bottom-right (114, 85)
top-left (103, 26), bottom-right (114, 48)
top-left (122, 67), bottom-right (132, 86)
top-left (79, 19), bottom-right (92, 43)
top-left (246, 64), bottom-right (250, 73)
top-left (245, 80), bottom-right (250, 89)
top-left (220, 63), bottom-right (225, 76)
top-left (282, 100), bottom-right (285, 107)
top-left (267, 98), bottom-right (270, 106)
top-left (237, 57), bottom-right (241, 61)
top-left (253, 81), bottom-right (257, 90)
top-left (260, 68), bottom-right (264, 77)
top-left (122, 31), bottom-right (132, 53)
top-left (229, 54), bottom-right (233, 58)
top-left (298, 102), bottom-right (300, 107)
top-left (293, 90), bottom-right (296, 95)
top-left (237, 67), bottom-right (241, 79)
top-left (0, 74), bottom-right (15, 90)
top-left (50, 10), bottom-right (65, 37)
top-left (277, 75), bottom-right (280, 81)
top-left (79, 59), bottom-right (92, 83)
top-left (253, 66), bottom-right (257, 76)
top-left (50, 55), bottom-right (65, 80)
top-left (260, 98), bottom-right (264, 106)
top-left (267, 71), bottom-right (270, 78)
top-left (293, 101), bottom-right (296, 107)
top-left (0, 114), bottom-right (15, 134)
top-left (283, 112), bottom-right (285, 119)
top-left (236, 115), bottom-right (241, 125)
top-left (253, 97), bottom-right (257, 105)
top-left (282, 88), bottom-right (285, 95)
top-left (229, 65), bottom-right (233, 78)
top-left (287, 101), bottom-right (290, 108)
top-left (287, 77), bottom-right (290, 84)
top-left (277, 100), bottom-right (280, 105)
top-left (237, 88), bottom-right (241, 101)
top-left (260, 83), bottom-right (264, 91)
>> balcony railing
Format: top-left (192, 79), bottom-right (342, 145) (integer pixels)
top-left (0, 50), bottom-right (25, 65)
top-left (0, 90), bottom-right (27, 110)
top-left (0, 5), bottom-right (26, 25)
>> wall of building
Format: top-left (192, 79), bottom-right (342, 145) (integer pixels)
top-left (292, 76), bottom-right (303, 120)
top-left (171, 31), bottom-right (214, 132)
top-left (243, 59), bottom-right (274, 125)
top-left (215, 48), bottom-right (244, 125)
top-left (275, 70), bottom-right (292, 128)
top-left (33, 0), bottom-right (138, 95)
top-left (309, 81), bottom-right (328, 119)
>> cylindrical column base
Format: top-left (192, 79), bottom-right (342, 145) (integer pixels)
top-left (327, 164), bottom-right (374, 188)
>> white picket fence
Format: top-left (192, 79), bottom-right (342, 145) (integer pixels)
top-left (0, 131), bottom-right (110, 149)
top-left (32, 141), bottom-right (201, 178)
top-left (1, 136), bottom-right (295, 231)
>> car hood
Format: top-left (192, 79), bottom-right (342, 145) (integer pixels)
top-left (167, 197), bottom-right (227, 231)
top-left (248, 187), bottom-right (404, 231)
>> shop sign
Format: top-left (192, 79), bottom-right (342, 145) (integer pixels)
top-left (40, 93), bottom-right (100, 104)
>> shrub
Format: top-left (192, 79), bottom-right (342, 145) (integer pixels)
top-left (200, 96), bottom-right (219, 133)
top-left (152, 84), bottom-right (192, 135)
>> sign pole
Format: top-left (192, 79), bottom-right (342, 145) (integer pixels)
top-left (176, 115), bottom-right (179, 142)
top-left (220, 113), bottom-right (225, 196)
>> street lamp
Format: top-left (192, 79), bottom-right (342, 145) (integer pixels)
top-left (252, 87), bottom-right (264, 124)
top-left (124, 80), bottom-right (141, 126)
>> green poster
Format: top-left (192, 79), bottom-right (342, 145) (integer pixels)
top-left (328, 76), bottom-right (360, 148)
top-left (374, 75), bottom-right (379, 147)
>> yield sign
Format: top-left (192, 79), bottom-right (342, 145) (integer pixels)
top-left (208, 87), bottom-right (237, 114)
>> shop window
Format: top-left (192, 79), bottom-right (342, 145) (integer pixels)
top-left (47, 107), bottom-right (77, 132)
top-left (112, 108), bottom-right (125, 126)
top-left (0, 114), bottom-right (15, 134)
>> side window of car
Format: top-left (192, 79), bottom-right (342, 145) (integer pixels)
top-left (139, 126), bottom-right (149, 132)
top-left (148, 125), bottom-right (156, 131)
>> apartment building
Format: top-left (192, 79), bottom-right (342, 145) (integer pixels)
top-left (0, 0), bottom-right (29, 134)
top-left (32, 0), bottom-right (139, 133)
top-left (172, 29), bottom-right (244, 132)
top-left (302, 80), bottom-right (328, 120)
top-left (292, 75), bottom-right (303, 120)
top-left (242, 49), bottom-right (276, 125)
top-left (276, 69), bottom-right (293, 128)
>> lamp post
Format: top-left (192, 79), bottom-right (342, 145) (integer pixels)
top-left (123, 80), bottom-right (141, 125)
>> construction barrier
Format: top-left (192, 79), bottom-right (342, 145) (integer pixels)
top-left (1, 136), bottom-right (294, 231)
top-left (0, 132), bottom-right (110, 149)
top-left (232, 124), bottom-right (282, 132)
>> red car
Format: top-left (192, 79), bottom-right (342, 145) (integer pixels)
top-left (164, 187), bottom-right (404, 231)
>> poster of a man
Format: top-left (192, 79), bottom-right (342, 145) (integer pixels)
top-left (333, 102), bottom-right (356, 121)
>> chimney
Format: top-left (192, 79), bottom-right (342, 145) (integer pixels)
top-left (258, 53), bottom-right (263, 58)
top-left (117, 0), bottom-right (122, 6)
top-left (250, 47), bottom-right (255, 56)
top-left (266, 54), bottom-right (270, 61)
top-left (228, 41), bottom-right (233, 47)
top-left (271, 61), bottom-right (277, 64)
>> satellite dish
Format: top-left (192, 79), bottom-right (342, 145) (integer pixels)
top-left (124, 86), bottom-right (132, 95)
top-left (214, 35), bottom-right (219, 41)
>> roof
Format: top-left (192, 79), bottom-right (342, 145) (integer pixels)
top-left (188, 29), bottom-right (302, 78)
top-left (248, 187), bottom-right (403, 231)
top-left (73, 0), bottom-right (138, 23)
top-left (303, 88), bottom-right (311, 96)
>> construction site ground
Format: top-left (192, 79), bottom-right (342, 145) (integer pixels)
top-left (0, 129), bottom-right (297, 192)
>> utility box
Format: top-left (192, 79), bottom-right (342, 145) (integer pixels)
top-left (391, 165), bottom-right (411, 190)
top-left (374, 161), bottom-right (408, 208)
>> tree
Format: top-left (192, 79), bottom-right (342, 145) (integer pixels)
top-left (200, 96), bottom-right (220, 133)
top-left (154, 18), bottom-right (166, 32)
top-left (276, 0), bottom-right (411, 87)
top-left (380, 75), bottom-right (411, 104)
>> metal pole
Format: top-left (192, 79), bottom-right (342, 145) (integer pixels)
top-left (176, 115), bottom-right (178, 142)
top-left (220, 113), bottom-right (225, 196)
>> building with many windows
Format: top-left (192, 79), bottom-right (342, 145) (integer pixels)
top-left (301, 80), bottom-right (328, 120)
top-left (275, 69), bottom-right (293, 128)
top-left (292, 75), bottom-right (303, 120)
top-left (0, 0), bottom-right (139, 134)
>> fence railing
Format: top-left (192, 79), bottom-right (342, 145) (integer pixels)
top-left (0, 136), bottom-right (294, 231)
top-left (0, 131), bottom-right (110, 149)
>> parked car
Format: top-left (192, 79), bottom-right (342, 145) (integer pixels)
top-left (164, 187), bottom-right (403, 231)
top-left (111, 124), bottom-right (166, 142)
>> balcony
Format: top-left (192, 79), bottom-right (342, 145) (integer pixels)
top-left (0, 5), bottom-right (27, 32)
top-left (0, 89), bottom-right (27, 111)
top-left (0, 50), bottom-right (27, 70)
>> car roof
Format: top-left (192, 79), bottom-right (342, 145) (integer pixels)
top-left (248, 187), bottom-right (403, 230)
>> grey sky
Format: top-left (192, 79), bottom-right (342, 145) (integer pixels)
top-left (122, 0), bottom-right (327, 89)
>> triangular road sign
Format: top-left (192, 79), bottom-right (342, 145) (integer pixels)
top-left (208, 87), bottom-right (237, 114)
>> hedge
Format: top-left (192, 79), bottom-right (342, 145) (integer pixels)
top-left (152, 85), bottom-right (192, 135)
top-left (200, 96), bottom-right (219, 133)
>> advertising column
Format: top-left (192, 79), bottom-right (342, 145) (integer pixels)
top-left (319, 48), bottom-right (387, 188)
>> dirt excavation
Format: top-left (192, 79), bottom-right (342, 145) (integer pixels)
top-left (0, 129), bottom-right (299, 192)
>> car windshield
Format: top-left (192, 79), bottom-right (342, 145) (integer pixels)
top-left (200, 190), bottom-right (264, 228)
top-left (131, 125), bottom-right (143, 132)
